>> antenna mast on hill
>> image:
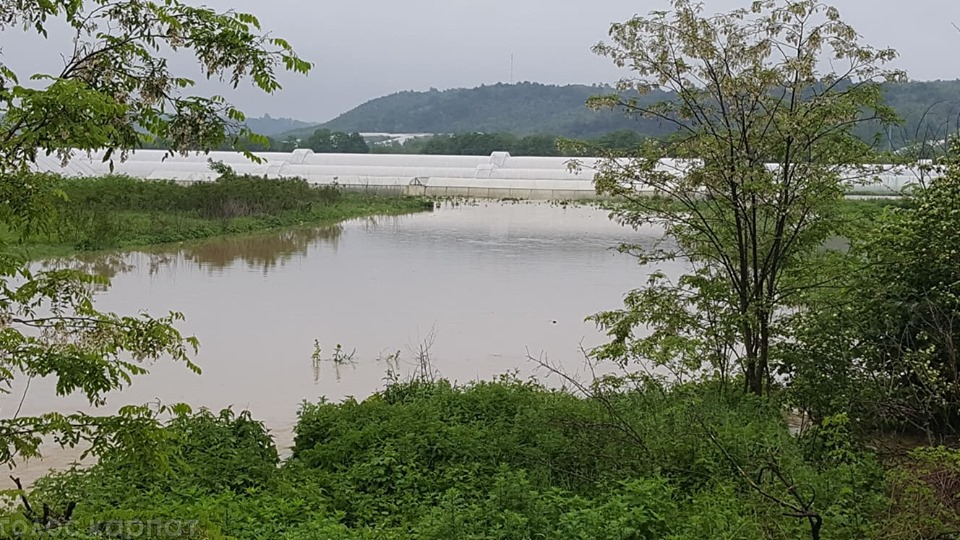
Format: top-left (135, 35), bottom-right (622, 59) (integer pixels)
top-left (510, 54), bottom-right (514, 84)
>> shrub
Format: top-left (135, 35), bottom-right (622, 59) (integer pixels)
top-left (16, 380), bottom-right (896, 539)
top-left (881, 446), bottom-right (960, 538)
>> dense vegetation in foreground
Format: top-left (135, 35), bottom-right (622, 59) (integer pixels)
top-left (5, 172), bottom-right (433, 259)
top-left (4, 378), bottom-right (956, 539)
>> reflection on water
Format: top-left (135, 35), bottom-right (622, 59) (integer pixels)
top-left (39, 252), bottom-right (135, 281)
top-left (42, 224), bottom-right (345, 278)
top-left (157, 224), bottom-right (343, 275)
top-left (8, 201), bottom-right (675, 485)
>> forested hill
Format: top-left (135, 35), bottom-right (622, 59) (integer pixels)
top-left (244, 115), bottom-right (315, 136)
top-left (315, 83), bottom-right (678, 139)
top-left (296, 80), bottom-right (960, 148)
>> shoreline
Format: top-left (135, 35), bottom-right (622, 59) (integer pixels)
top-left (9, 193), bottom-right (434, 261)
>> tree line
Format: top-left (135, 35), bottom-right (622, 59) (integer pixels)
top-left (143, 128), bottom-right (372, 154)
top-left (145, 128), bottom-right (651, 157)
top-left (373, 129), bottom-right (648, 157)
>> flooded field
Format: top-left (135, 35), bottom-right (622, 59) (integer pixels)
top-left (3, 201), bottom-right (678, 483)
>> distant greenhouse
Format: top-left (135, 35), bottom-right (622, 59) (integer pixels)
top-left (30, 149), bottom-right (926, 200)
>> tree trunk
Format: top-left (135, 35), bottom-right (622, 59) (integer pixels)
top-left (744, 325), bottom-right (764, 395)
top-left (746, 360), bottom-right (764, 395)
top-left (758, 310), bottom-right (771, 396)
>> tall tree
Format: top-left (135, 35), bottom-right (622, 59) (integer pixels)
top-left (0, 0), bottom-right (310, 469)
top-left (584, 0), bottom-right (904, 394)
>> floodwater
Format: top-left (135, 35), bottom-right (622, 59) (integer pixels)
top-left (2, 201), bottom-right (678, 484)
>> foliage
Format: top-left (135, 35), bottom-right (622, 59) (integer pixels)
top-left (6, 379), bottom-right (899, 539)
top-left (414, 130), bottom-right (648, 157)
top-left (20, 408), bottom-right (283, 538)
top-left (583, 0), bottom-right (904, 394)
top-left (3, 172), bottom-right (432, 257)
top-left (302, 129), bottom-right (369, 154)
top-left (0, 172), bottom-right (200, 465)
top-left (785, 141), bottom-right (960, 435)
top-left (368, 129), bottom-right (652, 157)
top-left (422, 132), bottom-right (548, 156)
top-left (0, 0), bottom-right (311, 172)
top-left (34, 408), bottom-right (278, 500)
top-left (146, 128), bottom-right (373, 154)
top-left (60, 172), bottom-right (337, 218)
top-left (880, 446), bottom-right (960, 538)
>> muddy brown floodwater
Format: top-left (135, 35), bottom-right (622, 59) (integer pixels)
top-left (2, 201), bottom-right (680, 485)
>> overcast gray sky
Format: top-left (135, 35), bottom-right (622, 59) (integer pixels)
top-left (4, 0), bottom-right (960, 122)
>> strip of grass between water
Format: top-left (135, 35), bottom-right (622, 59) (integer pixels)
top-left (5, 181), bottom-right (433, 260)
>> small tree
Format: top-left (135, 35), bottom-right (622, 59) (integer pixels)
top-left (0, 0), bottom-right (309, 472)
top-left (583, 0), bottom-right (904, 394)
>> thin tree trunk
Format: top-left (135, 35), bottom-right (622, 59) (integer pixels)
top-left (758, 312), bottom-right (771, 396)
top-left (744, 326), bottom-right (764, 395)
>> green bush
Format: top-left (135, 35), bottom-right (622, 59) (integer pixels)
top-left (879, 446), bottom-right (960, 538)
top-left (13, 380), bottom-right (900, 539)
top-left (32, 409), bottom-right (278, 506)
top-left (288, 378), bottom-right (888, 538)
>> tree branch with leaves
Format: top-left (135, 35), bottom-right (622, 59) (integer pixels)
top-left (0, 0), bottom-right (311, 171)
top-left (0, 0), bottom-right (311, 490)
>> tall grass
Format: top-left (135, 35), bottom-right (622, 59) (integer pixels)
top-left (13, 174), bottom-right (430, 256)
top-left (56, 174), bottom-right (339, 219)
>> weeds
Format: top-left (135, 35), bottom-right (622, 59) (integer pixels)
top-left (6, 173), bottom-right (432, 258)
top-left (377, 328), bottom-right (441, 385)
top-left (312, 341), bottom-right (358, 382)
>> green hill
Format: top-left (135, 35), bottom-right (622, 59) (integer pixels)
top-left (277, 80), bottom-right (960, 150)
top-left (310, 82), bottom-right (679, 139)
top-left (244, 114), bottom-right (315, 136)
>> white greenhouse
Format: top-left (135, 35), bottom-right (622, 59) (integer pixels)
top-left (30, 149), bottom-right (925, 199)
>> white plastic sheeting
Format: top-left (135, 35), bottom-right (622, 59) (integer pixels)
top-left (30, 149), bottom-right (924, 198)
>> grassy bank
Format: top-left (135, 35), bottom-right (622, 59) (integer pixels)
top-left (6, 174), bottom-right (433, 259)
top-left (16, 378), bottom-right (955, 539)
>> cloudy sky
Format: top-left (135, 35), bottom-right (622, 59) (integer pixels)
top-left (4, 0), bottom-right (960, 122)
